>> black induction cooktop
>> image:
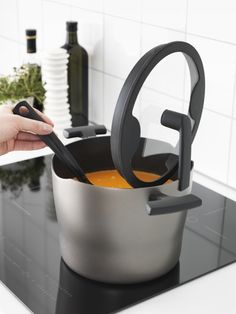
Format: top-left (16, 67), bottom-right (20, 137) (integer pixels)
top-left (0, 156), bottom-right (236, 314)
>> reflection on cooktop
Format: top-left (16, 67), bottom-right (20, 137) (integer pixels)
top-left (0, 156), bottom-right (236, 314)
top-left (56, 260), bottom-right (180, 314)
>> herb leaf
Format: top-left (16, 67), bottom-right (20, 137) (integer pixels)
top-left (0, 65), bottom-right (45, 105)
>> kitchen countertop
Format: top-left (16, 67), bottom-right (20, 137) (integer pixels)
top-left (0, 144), bottom-right (236, 314)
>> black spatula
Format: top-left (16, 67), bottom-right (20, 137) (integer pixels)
top-left (13, 101), bottom-right (90, 184)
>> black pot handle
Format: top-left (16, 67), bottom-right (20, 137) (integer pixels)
top-left (111, 41), bottom-right (205, 189)
top-left (147, 193), bottom-right (202, 215)
top-left (63, 125), bottom-right (107, 139)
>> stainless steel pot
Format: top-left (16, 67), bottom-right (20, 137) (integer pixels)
top-left (52, 41), bottom-right (205, 284)
top-left (52, 137), bottom-right (198, 284)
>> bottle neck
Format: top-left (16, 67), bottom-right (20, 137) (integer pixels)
top-left (26, 37), bottom-right (37, 53)
top-left (25, 37), bottom-right (38, 65)
top-left (24, 53), bottom-right (39, 66)
top-left (66, 31), bottom-right (78, 45)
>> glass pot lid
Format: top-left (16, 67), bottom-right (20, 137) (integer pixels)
top-left (110, 41), bottom-right (205, 190)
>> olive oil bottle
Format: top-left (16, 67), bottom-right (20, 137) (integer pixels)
top-left (24, 29), bottom-right (43, 112)
top-left (62, 21), bottom-right (88, 126)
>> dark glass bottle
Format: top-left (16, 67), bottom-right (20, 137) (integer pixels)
top-left (62, 21), bottom-right (88, 126)
top-left (24, 29), bottom-right (43, 112)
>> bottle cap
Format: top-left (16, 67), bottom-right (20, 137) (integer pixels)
top-left (26, 29), bottom-right (37, 37)
top-left (26, 29), bottom-right (37, 53)
top-left (66, 21), bottom-right (78, 32)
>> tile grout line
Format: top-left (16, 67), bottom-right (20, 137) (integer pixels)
top-left (186, 31), bottom-right (236, 47)
top-left (0, 35), bottom-right (24, 45)
top-left (102, 0), bottom-right (107, 127)
top-left (2, 2), bottom-right (235, 119)
top-left (225, 57), bottom-right (236, 185)
top-left (101, 0), bottom-right (105, 125)
top-left (89, 67), bottom-right (235, 116)
top-left (41, 0), bottom-right (45, 51)
top-left (90, 67), bottom-right (235, 120)
top-left (44, 0), bottom-right (236, 48)
top-left (181, 0), bottom-right (189, 113)
top-left (137, 0), bottom-right (144, 120)
top-left (201, 107), bottom-right (232, 120)
top-left (15, 0), bottom-right (20, 63)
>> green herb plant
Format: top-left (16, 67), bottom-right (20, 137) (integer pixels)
top-left (0, 65), bottom-right (45, 105)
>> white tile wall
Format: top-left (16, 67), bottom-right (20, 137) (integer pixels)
top-left (70, 8), bottom-right (103, 71)
top-left (192, 110), bottom-right (231, 183)
top-left (0, 0), bottom-right (19, 41)
top-left (103, 74), bottom-right (123, 129)
top-left (0, 38), bottom-right (21, 75)
top-left (104, 16), bottom-right (141, 79)
top-left (0, 0), bottom-right (236, 191)
top-left (234, 94), bottom-right (236, 120)
top-left (142, 0), bottom-right (187, 32)
top-left (103, 0), bottom-right (142, 21)
top-left (70, 0), bottom-right (103, 13)
top-left (228, 120), bottom-right (236, 188)
top-left (187, 0), bottom-right (236, 44)
top-left (185, 35), bottom-right (236, 117)
top-left (141, 25), bottom-right (185, 100)
top-left (18, 0), bottom-right (43, 49)
top-left (42, 1), bottom-right (71, 50)
top-left (89, 69), bottom-right (104, 124)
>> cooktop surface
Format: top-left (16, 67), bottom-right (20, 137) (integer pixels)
top-left (0, 156), bottom-right (236, 314)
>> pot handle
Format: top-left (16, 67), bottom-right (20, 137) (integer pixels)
top-left (63, 125), bottom-right (107, 139)
top-left (146, 194), bottom-right (202, 215)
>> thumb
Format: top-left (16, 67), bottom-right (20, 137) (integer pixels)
top-left (13, 115), bottom-right (53, 135)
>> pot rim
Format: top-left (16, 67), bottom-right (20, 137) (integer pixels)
top-left (51, 154), bottom-right (183, 192)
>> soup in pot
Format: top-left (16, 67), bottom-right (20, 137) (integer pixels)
top-left (82, 169), bottom-right (172, 189)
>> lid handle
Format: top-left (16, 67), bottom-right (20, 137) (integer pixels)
top-left (161, 110), bottom-right (192, 191)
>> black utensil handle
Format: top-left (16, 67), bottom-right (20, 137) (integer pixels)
top-left (111, 41), bottom-right (205, 189)
top-left (161, 110), bottom-right (192, 191)
top-left (63, 125), bottom-right (107, 139)
top-left (13, 101), bottom-right (90, 184)
top-left (147, 194), bottom-right (202, 215)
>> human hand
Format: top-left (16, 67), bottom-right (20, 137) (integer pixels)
top-left (0, 104), bottom-right (54, 156)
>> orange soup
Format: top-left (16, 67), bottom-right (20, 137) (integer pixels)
top-left (84, 169), bottom-right (172, 189)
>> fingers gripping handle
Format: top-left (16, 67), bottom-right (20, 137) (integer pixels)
top-left (13, 101), bottom-right (90, 184)
top-left (13, 101), bottom-right (44, 122)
